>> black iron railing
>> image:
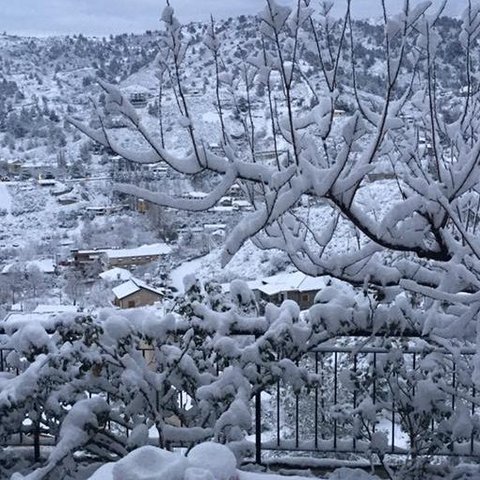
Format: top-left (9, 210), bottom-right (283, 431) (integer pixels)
top-left (256, 344), bottom-right (479, 463)
top-left (1, 342), bottom-right (479, 464)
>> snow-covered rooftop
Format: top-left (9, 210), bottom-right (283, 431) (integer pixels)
top-left (256, 271), bottom-right (329, 295)
top-left (183, 191), bottom-right (209, 199)
top-left (203, 223), bottom-right (227, 230)
top-left (105, 243), bottom-right (172, 259)
top-left (122, 84), bottom-right (151, 94)
top-left (33, 304), bottom-right (79, 314)
top-left (100, 267), bottom-right (133, 282)
top-left (21, 160), bottom-right (53, 168)
top-left (112, 278), bottom-right (165, 300)
top-left (38, 179), bottom-right (56, 186)
top-left (223, 272), bottom-right (331, 296)
top-left (1, 258), bottom-right (56, 274)
top-left (112, 281), bottom-right (139, 300)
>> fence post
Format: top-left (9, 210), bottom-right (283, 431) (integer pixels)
top-left (372, 352), bottom-right (377, 434)
top-left (276, 380), bottom-right (280, 447)
top-left (255, 363), bottom-right (262, 464)
top-left (33, 405), bottom-right (40, 463)
top-left (295, 359), bottom-right (299, 449)
top-left (471, 385), bottom-right (476, 455)
top-left (353, 354), bottom-right (357, 451)
top-left (333, 351), bottom-right (338, 450)
top-left (255, 389), bottom-right (262, 464)
top-left (314, 352), bottom-right (318, 449)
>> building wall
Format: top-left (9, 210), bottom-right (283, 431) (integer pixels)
top-left (73, 251), bottom-right (105, 266)
top-left (258, 289), bottom-right (318, 310)
top-left (292, 290), bottom-right (318, 310)
top-left (116, 288), bottom-right (162, 309)
top-left (7, 162), bottom-right (21, 174)
top-left (107, 254), bottom-right (161, 268)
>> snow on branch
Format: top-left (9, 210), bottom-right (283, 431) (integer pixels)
top-left (71, 0), bottom-right (480, 303)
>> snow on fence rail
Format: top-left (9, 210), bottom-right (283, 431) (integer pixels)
top-left (259, 344), bottom-right (480, 462)
top-left (2, 341), bottom-right (480, 465)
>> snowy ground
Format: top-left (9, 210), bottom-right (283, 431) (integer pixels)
top-left (0, 182), bottom-right (12, 214)
top-left (170, 241), bottom-right (292, 292)
top-left (0, 181), bottom-right (85, 251)
top-left (84, 443), bottom-right (379, 480)
top-left (170, 255), bottom-right (207, 293)
top-left (87, 466), bottom-right (376, 480)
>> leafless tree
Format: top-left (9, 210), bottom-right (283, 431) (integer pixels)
top-left (70, 0), bottom-right (480, 338)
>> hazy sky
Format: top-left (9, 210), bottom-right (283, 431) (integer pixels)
top-left (2, 0), bottom-right (464, 37)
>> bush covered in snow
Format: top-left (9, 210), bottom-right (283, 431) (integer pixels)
top-left (2, 277), bottom-right (480, 479)
top-left (5, 0), bottom-right (480, 478)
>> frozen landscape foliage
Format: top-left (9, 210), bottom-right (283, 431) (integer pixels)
top-left (2, 0), bottom-right (480, 479)
top-left (72, 0), bottom-right (480, 342)
top-left (68, 1), bottom-right (480, 476)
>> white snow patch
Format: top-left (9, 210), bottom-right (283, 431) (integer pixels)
top-left (0, 183), bottom-right (12, 214)
top-left (33, 304), bottom-right (80, 314)
top-left (1, 258), bottom-right (56, 274)
top-left (187, 442), bottom-right (237, 480)
top-left (170, 256), bottom-right (207, 293)
top-left (100, 267), bottom-right (133, 282)
top-left (105, 243), bottom-right (172, 260)
top-left (85, 443), bottom-right (370, 480)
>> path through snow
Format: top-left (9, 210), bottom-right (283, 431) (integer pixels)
top-left (170, 256), bottom-right (207, 293)
top-left (0, 183), bottom-right (12, 214)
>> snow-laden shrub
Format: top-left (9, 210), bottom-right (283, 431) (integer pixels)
top-left (2, 279), bottom-right (480, 479)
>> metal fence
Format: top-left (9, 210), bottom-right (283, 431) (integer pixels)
top-left (2, 342), bottom-right (479, 465)
top-left (255, 343), bottom-right (480, 463)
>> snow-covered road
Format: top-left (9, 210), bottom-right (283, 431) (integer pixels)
top-left (170, 256), bottom-right (207, 293)
top-left (0, 183), bottom-right (12, 213)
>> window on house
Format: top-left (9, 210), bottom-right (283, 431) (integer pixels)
top-left (128, 300), bottom-right (135, 308)
top-left (301, 294), bottom-right (309, 303)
